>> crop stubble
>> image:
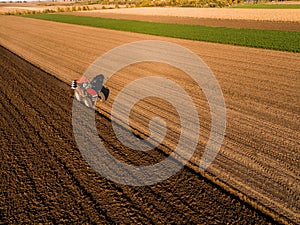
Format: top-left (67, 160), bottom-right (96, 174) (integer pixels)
top-left (0, 16), bottom-right (299, 224)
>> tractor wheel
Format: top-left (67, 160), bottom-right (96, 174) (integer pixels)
top-left (83, 97), bottom-right (93, 108)
top-left (74, 90), bottom-right (81, 102)
top-left (98, 91), bottom-right (106, 102)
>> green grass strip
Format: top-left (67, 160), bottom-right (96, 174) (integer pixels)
top-left (231, 4), bottom-right (300, 9)
top-left (24, 14), bottom-right (300, 52)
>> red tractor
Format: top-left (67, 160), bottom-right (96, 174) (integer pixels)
top-left (71, 75), bottom-right (108, 108)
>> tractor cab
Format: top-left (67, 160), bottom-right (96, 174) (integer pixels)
top-left (76, 77), bottom-right (91, 88)
top-left (71, 75), bottom-right (108, 108)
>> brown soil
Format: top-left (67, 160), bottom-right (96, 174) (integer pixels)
top-left (68, 11), bottom-right (300, 31)
top-left (0, 16), bottom-right (299, 224)
top-left (0, 46), bottom-right (276, 224)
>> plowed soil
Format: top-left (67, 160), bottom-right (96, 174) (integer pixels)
top-left (0, 16), bottom-right (299, 224)
top-left (0, 46), bottom-right (276, 224)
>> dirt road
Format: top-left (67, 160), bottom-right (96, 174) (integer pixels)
top-left (0, 46), bottom-right (277, 224)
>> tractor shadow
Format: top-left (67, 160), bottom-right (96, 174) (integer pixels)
top-left (91, 74), bottom-right (110, 101)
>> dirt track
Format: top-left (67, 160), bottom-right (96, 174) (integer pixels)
top-left (0, 46), bottom-right (277, 224)
top-left (69, 11), bottom-right (300, 31)
top-left (0, 16), bottom-right (299, 224)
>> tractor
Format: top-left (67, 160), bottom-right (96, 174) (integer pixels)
top-left (71, 75), bottom-right (108, 108)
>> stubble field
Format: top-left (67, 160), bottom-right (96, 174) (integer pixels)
top-left (0, 12), bottom-right (299, 225)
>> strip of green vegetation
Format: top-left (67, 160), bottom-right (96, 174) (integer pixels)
top-left (232, 4), bottom-right (300, 9)
top-left (24, 14), bottom-right (300, 52)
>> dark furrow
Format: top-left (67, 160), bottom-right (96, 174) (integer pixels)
top-left (2, 84), bottom-right (109, 221)
top-left (0, 52), bottom-right (113, 224)
top-left (1, 47), bottom-right (154, 224)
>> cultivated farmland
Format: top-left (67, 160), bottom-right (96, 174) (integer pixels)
top-left (67, 10), bottom-right (300, 31)
top-left (0, 8), bottom-right (299, 225)
top-left (71, 7), bottom-right (300, 22)
top-left (68, 6), bottom-right (300, 32)
top-left (0, 46), bottom-right (276, 224)
top-left (23, 14), bottom-right (300, 52)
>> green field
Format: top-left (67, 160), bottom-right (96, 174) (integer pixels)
top-left (24, 14), bottom-right (300, 52)
top-left (231, 3), bottom-right (300, 9)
